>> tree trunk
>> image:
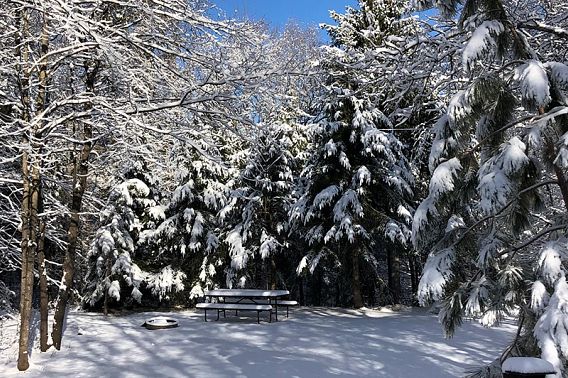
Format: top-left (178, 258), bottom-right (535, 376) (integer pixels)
top-left (16, 6), bottom-right (40, 371)
top-left (37, 221), bottom-right (49, 352)
top-left (103, 257), bottom-right (112, 316)
top-left (51, 129), bottom-right (93, 349)
top-left (18, 167), bottom-right (36, 371)
top-left (299, 276), bottom-right (305, 306)
top-left (311, 269), bottom-right (322, 306)
top-left (408, 255), bottom-right (419, 304)
top-left (52, 61), bottom-right (97, 350)
top-left (270, 257), bottom-right (277, 290)
top-left (351, 250), bottom-right (363, 308)
top-left (387, 249), bottom-right (401, 305)
top-left (18, 118), bottom-right (42, 369)
top-left (539, 106), bottom-right (568, 213)
top-left (36, 8), bottom-right (50, 353)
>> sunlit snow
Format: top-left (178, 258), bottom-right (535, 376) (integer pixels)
top-left (1, 307), bottom-right (516, 378)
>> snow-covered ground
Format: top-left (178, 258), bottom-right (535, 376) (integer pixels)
top-left (1, 307), bottom-right (516, 377)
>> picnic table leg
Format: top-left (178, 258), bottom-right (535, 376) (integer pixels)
top-left (204, 309), bottom-right (208, 322)
top-left (275, 298), bottom-right (278, 321)
top-left (286, 305), bottom-right (289, 318)
top-left (216, 309), bottom-right (220, 321)
top-left (257, 311), bottom-right (260, 324)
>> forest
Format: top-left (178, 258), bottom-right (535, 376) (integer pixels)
top-left (1, 0), bottom-right (568, 376)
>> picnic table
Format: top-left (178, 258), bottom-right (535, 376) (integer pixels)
top-left (197, 289), bottom-right (291, 323)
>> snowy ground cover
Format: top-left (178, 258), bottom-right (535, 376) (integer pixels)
top-left (1, 307), bottom-right (516, 377)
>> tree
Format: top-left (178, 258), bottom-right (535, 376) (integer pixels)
top-left (411, 0), bottom-right (568, 375)
top-left (140, 131), bottom-right (233, 300)
top-left (221, 123), bottom-right (300, 289)
top-left (291, 0), bottom-right (421, 308)
top-left (84, 178), bottom-right (156, 314)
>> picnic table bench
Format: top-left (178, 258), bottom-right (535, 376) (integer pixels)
top-left (230, 299), bottom-right (298, 318)
top-left (196, 303), bottom-right (273, 323)
top-left (196, 289), bottom-right (296, 323)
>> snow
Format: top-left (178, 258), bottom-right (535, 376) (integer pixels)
top-left (333, 189), bottom-right (363, 222)
top-left (428, 157), bottom-right (462, 198)
top-left (477, 137), bottom-right (529, 214)
top-left (1, 307), bottom-right (517, 378)
top-left (144, 266), bottom-right (186, 301)
top-left (147, 205), bottom-right (166, 221)
top-left (531, 280), bottom-right (550, 312)
top-left (312, 185), bottom-right (340, 211)
top-left (462, 20), bottom-right (504, 72)
top-left (296, 256), bottom-right (309, 275)
top-left (538, 242), bottom-right (565, 286)
top-left (205, 289), bottom-right (289, 297)
top-left (514, 60), bottom-right (551, 109)
top-left (146, 316), bottom-right (174, 326)
top-left (502, 357), bottom-right (555, 374)
top-left (545, 62), bottom-right (568, 88)
top-left (412, 157), bottom-right (463, 244)
top-left (418, 248), bottom-right (455, 304)
top-left (533, 240), bottom-right (568, 376)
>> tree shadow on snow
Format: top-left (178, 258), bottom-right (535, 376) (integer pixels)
top-left (9, 307), bottom-right (515, 378)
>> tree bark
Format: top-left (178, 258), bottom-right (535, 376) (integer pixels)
top-left (51, 124), bottom-right (93, 349)
top-left (298, 276), bottom-right (305, 306)
top-left (37, 221), bottom-right (49, 352)
top-left (553, 165), bottom-right (568, 214)
top-left (408, 255), bottom-right (419, 304)
top-left (351, 249), bottom-right (364, 308)
top-left (387, 249), bottom-right (401, 305)
top-left (16, 6), bottom-right (40, 371)
top-left (311, 269), bottom-right (322, 306)
top-left (103, 256), bottom-right (112, 316)
top-left (35, 7), bottom-right (50, 353)
top-left (270, 257), bottom-right (277, 290)
top-left (51, 61), bottom-right (97, 350)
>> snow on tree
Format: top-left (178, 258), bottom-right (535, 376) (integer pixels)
top-left (0, 0), bottom-right (283, 360)
top-left (411, 0), bottom-right (568, 375)
top-left (291, 0), bottom-right (420, 308)
top-left (2, 0), bottom-right (319, 310)
top-left (221, 123), bottom-right (301, 289)
top-left (139, 131), bottom-right (233, 299)
top-left (84, 179), bottom-right (156, 312)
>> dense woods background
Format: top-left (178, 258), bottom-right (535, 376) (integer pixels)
top-left (1, 0), bottom-right (568, 375)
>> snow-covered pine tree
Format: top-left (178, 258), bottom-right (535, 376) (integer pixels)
top-left (411, 0), bottom-right (568, 375)
top-left (221, 123), bottom-right (299, 289)
top-left (84, 178), bottom-right (156, 313)
top-left (139, 131), bottom-right (233, 299)
top-left (292, 0), bottom-right (416, 308)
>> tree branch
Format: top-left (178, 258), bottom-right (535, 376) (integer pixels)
top-left (518, 20), bottom-right (568, 40)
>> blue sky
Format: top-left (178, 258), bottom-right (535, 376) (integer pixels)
top-left (213, 0), bottom-right (358, 40)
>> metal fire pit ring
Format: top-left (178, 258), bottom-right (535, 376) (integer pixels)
top-left (143, 317), bottom-right (179, 330)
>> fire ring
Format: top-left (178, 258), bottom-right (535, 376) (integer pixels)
top-left (143, 317), bottom-right (179, 330)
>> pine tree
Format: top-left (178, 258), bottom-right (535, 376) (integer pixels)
top-left (221, 123), bottom-right (299, 289)
top-left (84, 179), bottom-right (155, 313)
top-left (139, 133), bottom-right (233, 299)
top-left (292, 0), bottom-right (416, 307)
top-left (412, 0), bottom-right (568, 375)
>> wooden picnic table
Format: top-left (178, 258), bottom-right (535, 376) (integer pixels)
top-left (203, 289), bottom-right (290, 322)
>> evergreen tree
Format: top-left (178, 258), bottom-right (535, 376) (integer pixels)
top-left (140, 133), bottom-right (233, 299)
top-left (84, 179), bottom-right (156, 313)
top-left (292, 0), bottom-right (416, 307)
top-left (412, 0), bottom-right (568, 375)
top-left (221, 123), bottom-right (299, 289)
